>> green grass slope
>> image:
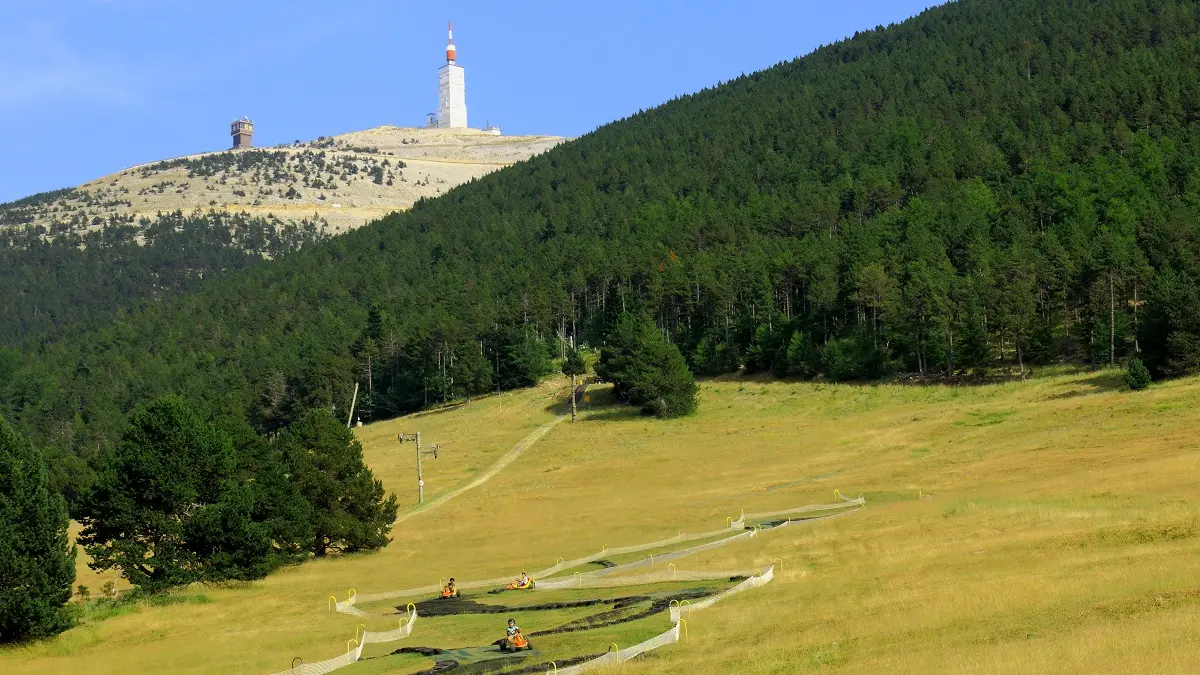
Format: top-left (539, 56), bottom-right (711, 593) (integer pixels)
top-left (4, 370), bottom-right (1200, 673)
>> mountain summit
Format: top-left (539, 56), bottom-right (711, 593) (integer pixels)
top-left (1, 126), bottom-right (563, 234)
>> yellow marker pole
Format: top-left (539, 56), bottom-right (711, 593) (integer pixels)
top-left (355, 624), bottom-right (366, 643)
top-left (834, 489), bottom-right (841, 499)
top-left (668, 563), bottom-right (677, 580)
top-left (678, 599), bottom-right (692, 618)
top-left (608, 643), bottom-right (619, 654)
top-left (773, 557), bottom-right (783, 571)
top-left (348, 588), bottom-right (357, 602)
top-left (646, 553), bottom-right (655, 565)
top-left (407, 602), bottom-right (416, 615)
top-left (669, 599), bottom-right (681, 609)
top-left (573, 572), bottom-right (582, 588)
top-left (679, 618), bottom-right (689, 642)
top-left (347, 638), bottom-right (358, 654)
top-left (328, 596), bottom-right (337, 611)
top-left (548, 662), bottom-right (558, 674)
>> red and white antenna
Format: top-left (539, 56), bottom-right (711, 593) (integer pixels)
top-left (446, 21), bottom-right (456, 63)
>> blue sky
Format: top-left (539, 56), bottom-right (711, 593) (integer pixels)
top-left (0, 0), bottom-right (942, 203)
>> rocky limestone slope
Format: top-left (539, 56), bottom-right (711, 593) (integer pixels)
top-left (1, 126), bottom-right (565, 235)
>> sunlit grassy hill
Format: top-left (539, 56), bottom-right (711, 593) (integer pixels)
top-left (5, 370), bottom-right (1200, 673)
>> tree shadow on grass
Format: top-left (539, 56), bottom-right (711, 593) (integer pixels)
top-left (1044, 371), bottom-right (1126, 400)
top-left (541, 381), bottom-right (641, 423)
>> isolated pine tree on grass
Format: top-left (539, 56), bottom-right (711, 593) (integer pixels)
top-left (597, 314), bottom-right (698, 418)
top-left (1126, 358), bottom-right (1152, 391)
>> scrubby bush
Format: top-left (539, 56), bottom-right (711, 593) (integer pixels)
top-left (1126, 358), bottom-right (1152, 391)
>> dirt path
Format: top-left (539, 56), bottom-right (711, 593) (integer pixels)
top-left (394, 382), bottom-right (589, 524)
top-left (395, 414), bottom-right (566, 525)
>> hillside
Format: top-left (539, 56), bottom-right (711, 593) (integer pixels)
top-left (9, 0), bottom-right (1200, 501)
top-left (0, 126), bottom-right (564, 235)
top-left (0, 126), bottom-right (562, 352)
top-left (5, 372), bottom-right (1200, 673)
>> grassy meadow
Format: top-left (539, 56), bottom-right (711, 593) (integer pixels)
top-left (4, 368), bottom-right (1200, 673)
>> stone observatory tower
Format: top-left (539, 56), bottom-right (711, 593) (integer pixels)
top-left (437, 22), bottom-right (468, 129)
top-left (230, 118), bottom-right (254, 149)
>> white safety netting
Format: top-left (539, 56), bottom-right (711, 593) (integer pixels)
top-left (333, 595), bottom-right (367, 616)
top-left (554, 565), bottom-right (776, 674)
top-left (669, 565), bottom-right (775, 622)
top-left (534, 530), bottom-right (758, 590)
top-left (344, 497), bottom-right (860, 611)
top-left (534, 569), bottom-right (760, 590)
top-left (555, 620), bottom-right (682, 675)
top-left (267, 643), bottom-right (362, 675)
top-left (268, 607), bottom-right (417, 675)
top-left (349, 527), bottom-right (746, 607)
top-left (361, 605), bottom-right (418, 645)
top-left (354, 575), bottom-right (513, 605)
top-left (744, 495), bottom-right (865, 522)
top-left (296, 498), bottom-right (858, 675)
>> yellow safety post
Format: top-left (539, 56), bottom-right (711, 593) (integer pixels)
top-left (773, 557), bottom-right (783, 571)
top-left (556, 557), bottom-right (563, 566)
top-left (608, 643), bottom-right (619, 654)
top-left (348, 588), bottom-right (357, 602)
top-left (669, 599), bottom-right (681, 610)
top-left (679, 618), bottom-right (690, 642)
top-left (668, 563), bottom-right (677, 580)
top-left (547, 662), bottom-right (558, 674)
top-left (406, 602), bottom-right (416, 615)
top-left (834, 489), bottom-right (841, 499)
top-left (346, 638), bottom-right (358, 654)
top-left (328, 595), bottom-right (337, 611)
top-left (678, 599), bottom-right (692, 617)
top-left (399, 616), bottom-right (410, 630)
top-left (726, 516), bottom-right (733, 527)
top-left (646, 553), bottom-right (655, 565)
top-left (573, 572), bottom-right (583, 588)
top-left (355, 623), bottom-right (366, 643)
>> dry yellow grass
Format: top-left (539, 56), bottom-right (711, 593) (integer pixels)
top-left (5, 369), bottom-right (1200, 673)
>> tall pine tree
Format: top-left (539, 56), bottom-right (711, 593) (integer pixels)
top-left (0, 416), bottom-right (75, 642)
top-left (277, 410), bottom-right (398, 556)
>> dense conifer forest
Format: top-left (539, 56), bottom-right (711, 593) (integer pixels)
top-left (6, 0), bottom-right (1200, 501)
top-left (0, 211), bottom-right (328, 346)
